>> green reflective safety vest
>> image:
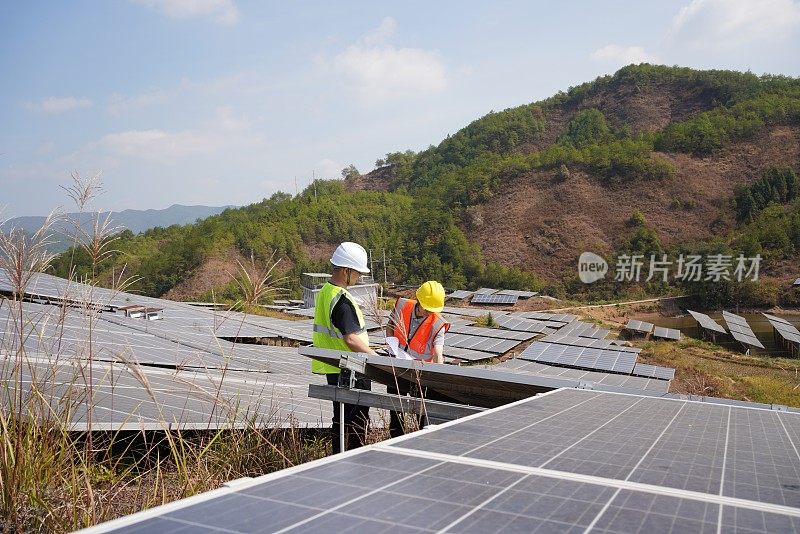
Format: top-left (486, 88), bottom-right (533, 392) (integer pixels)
top-left (311, 282), bottom-right (370, 374)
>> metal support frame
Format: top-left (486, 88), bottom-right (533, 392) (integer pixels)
top-left (309, 384), bottom-right (484, 423)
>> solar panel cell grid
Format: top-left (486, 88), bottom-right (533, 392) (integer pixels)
top-left (470, 293), bottom-right (519, 305)
top-left (91, 388), bottom-right (800, 533)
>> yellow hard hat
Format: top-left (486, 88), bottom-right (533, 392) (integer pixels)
top-left (416, 280), bottom-right (445, 313)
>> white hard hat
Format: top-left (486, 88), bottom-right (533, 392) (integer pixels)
top-left (330, 242), bottom-right (370, 273)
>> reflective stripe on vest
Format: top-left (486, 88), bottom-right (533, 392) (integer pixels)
top-left (392, 298), bottom-right (449, 362)
top-left (311, 282), bottom-right (369, 374)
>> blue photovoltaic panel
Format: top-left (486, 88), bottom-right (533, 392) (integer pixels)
top-left (90, 388), bottom-right (800, 534)
top-left (446, 289), bottom-right (473, 300)
top-left (495, 289), bottom-right (538, 298)
top-left (470, 293), bottom-right (519, 305)
top-left (473, 287), bottom-right (500, 295)
top-left (519, 341), bottom-right (638, 374)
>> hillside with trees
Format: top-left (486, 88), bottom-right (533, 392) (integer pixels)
top-left (52, 65), bottom-right (800, 307)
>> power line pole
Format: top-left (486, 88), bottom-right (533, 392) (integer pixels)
top-left (382, 249), bottom-right (389, 286)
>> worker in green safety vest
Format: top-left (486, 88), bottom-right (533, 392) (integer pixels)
top-left (312, 241), bottom-right (377, 453)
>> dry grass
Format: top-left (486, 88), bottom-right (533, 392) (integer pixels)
top-left (0, 177), bottom-right (331, 532)
top-left (639, 337), bottom-right (800, 405)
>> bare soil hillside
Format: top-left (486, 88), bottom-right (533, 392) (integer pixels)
top-left (468, 126), bottom-right (800, 279)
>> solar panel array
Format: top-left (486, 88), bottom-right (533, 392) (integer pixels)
top-left (0, 270), bottom-right (341, 430)
top-left (445, 289), bottom-right (473, 300)
top-left (1, 353), bottom-right (327, 431)
top-left (492, 314), bottom-right (556, 335)
top-left (495, 289), bottom-right (538, 298)
top-left (441, 306), bottom-right (507, 318)
top-left (558, 320), bottom-right (611, 339)
top-left (445, 333), bottom-right (520, 355)
top-left (447, 323), bottom-right (537, 341)
top-left (514, 311), bottom-right (577, 323)
top-left (520, 342), bottom-right (638, 374)
top-left (632, 362), bottom-right (676, 381)
top-left (540, 334), bottom-right (641, 353)
top-left (722, 310), bottom-right (765, 349)
top-left (492, 359), bottom-right (670, 392)
top-left (687, 309), bottom-right (727, 334)
top-left (652, 326), bottom-right (681, 341)
top-left (626, 319), bottom-right (654, 334)
top-left (473, 287), bottom-right (500, 295)
top-left (91, 388), bottom-right (800, 534)
top-left (470, 292), bottom-right (519, 305)
top-left (763, 313), bottom-right (800, 345)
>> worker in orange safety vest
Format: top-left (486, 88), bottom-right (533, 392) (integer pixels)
top-left (385, 280), bottom-right (450, 436)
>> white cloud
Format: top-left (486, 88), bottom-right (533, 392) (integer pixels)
top-left (330, 19), bottom-right (447, 104)
top-left (670, 0), bottom-right (800, 47)
top-left (132, 0), bottom-right (239, 25)
top-left (590, 44), bottom-right (658, 65)
top-left (97, 107), bottom-right (261, 162)
top-left (362, 16), bottom-right (396, 46)
top-left (107, 89), bottom-right (171, 116)
top-left (26, 97), bottom-right (93, 114)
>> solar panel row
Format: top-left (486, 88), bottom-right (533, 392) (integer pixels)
top-left (470, 293), bottom-right (519, 305)
top-left (89, 388), bottom-right (800, 534)
top-left (520, 342), bottom-right (638, 374)
top-left (493, 359), bottom-right (670, 392)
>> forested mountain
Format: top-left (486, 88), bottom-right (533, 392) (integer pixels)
top-left (52, 65), bottom-right (800, 307)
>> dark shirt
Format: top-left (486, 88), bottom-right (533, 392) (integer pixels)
top-left (331, 296), bottom-right (361, 335)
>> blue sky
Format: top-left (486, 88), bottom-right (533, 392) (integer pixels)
top-left (1, 0), bottom-right (799, 217)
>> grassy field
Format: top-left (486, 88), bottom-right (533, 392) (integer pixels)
top-left (639, 337), bottom-right (800, 405)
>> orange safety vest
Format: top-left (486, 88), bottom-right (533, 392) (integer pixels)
top-left (392, 298), bottom-right (450, 362)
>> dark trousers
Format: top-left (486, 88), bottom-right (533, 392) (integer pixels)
top-left (327, 372), bottom-right (371, 454)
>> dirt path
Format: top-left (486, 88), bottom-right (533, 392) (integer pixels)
top-left (549, 295), bottom-right (686, 312)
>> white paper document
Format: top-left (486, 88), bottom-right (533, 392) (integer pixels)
top-left (386, 336), bottom-right (413, 360)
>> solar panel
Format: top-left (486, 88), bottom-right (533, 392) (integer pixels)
top-left (495, 289), bottom-right (538, 298)
top-left (514, 311), bottom-right (577, 323)
top-left (652, 326), bottom-right (681, 341)
top-left (687, 309), bottom-right (728, 334)
top-left (794, 278), bottom-right (800, 286)
top-left (557, 320), bottom-right (610, 339)
top-left (446, 289), bottom-right (473, 300)
top-left (441, 306), bottom-right (508, 318)
top-left (519, 341), bottom-right (638, 374)
top-left (0, 270), bottom-right (345, 431)
top-left (470, 293), bottom-right (519, 305)
top-left (92, 388), bottom-right (800, 534)
top-left (541, 333), bottom-right (641, 353)
top-left (763, 313), bottom-right (800, 345)
top-left (492, 314), bottom-right (556, 335)
top-left (492, 359), bottom-right (670, 392)
top-left (1, 352), bottom-right (327, 431)
top-left (632, 362), bottom-right (676, 381)
top-left (446, 323), bottom-right (536, 341)
top-left (473, 287), bottom-right (500, 295)
top-left (625, 319), bottom-right (654, 334)
top-left (722, 311), bottom-right (765, 349)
